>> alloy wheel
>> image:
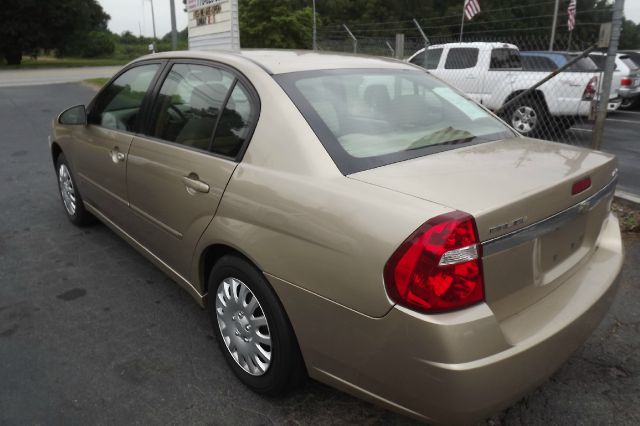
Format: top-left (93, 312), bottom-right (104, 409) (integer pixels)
top-left (512, 105), bottom-right (538, 134)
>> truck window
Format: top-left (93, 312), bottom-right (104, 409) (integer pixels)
top-left (409, 51), bottom-right (425, 67)
top-left (490, 48), bottom-right (521, 69)
top-left (444, 48), bottom-right (478, 69)
top-left (425, 48), bottom-right (443, 69)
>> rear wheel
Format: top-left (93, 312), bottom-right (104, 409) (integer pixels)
top-left (55, 154), bottom-right (94, 226)
top-left (207, 255), bottom-right (305, 395)
top-left (620, 97), bottom-right (637, 110)
top-left (507, 98), bottom-right (549, 137)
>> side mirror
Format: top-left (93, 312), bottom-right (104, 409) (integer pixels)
top-left (58, 105), bottom-right (87, 125)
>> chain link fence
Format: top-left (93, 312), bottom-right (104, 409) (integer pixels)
top-left (317, 30), bottom-right (617, 147)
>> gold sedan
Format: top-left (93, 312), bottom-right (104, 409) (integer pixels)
top-left (50, 50), bottom-right (623, 424)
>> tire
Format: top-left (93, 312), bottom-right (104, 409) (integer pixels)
top-left (620, 97), bottom-right (637, 110)
top-left (55, 153), bottom-right (95, 226)
top-left (506, 98), bottom-right (549, 137)
top-left (554, 117), bottom-right (576, 131)
top-left (207, 255), bottom-right (306, 395)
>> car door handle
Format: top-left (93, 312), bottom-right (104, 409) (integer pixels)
top-left (183, 174), bottom-right (210, 194)
top-left (109, 147), bottom-right (125, 163)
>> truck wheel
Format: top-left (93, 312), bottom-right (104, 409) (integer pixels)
top-left (620, 98), bottom-right (637, 110)
top-left (507, 99), bottom-right (548, 137)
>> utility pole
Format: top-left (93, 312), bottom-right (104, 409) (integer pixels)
top-left (170, 0), bottom-right (178, 50)
top-left (147, 0), bottom-right (158, 52)
top-left (592, 0), bottom-right (625, 150)
top-left (312, 0), bottom-right (317, 50)
top-left (549, 0), bottom-right (560, 51)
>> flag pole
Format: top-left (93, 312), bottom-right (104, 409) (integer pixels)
top-left (567, 31), bottom-right (573, 51)
top-left (460, 2), bottom-right (465, 42)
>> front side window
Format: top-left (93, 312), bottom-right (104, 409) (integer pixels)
top-left (409, 51), bottom-right (425, 67)
top-left (490, 48), bottom-right (521, 69)
top-left (276, 69), bottom-right (514, 174)
top-left (425, 48), bottom-right (443, 69)
top-left (89, 64), bottom-right (160, 131)
top-left (444, 48), bottom-right (479, 69)
top-left (150, 63), bottom-right (234, 151)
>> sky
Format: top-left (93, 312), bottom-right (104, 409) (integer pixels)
top-left (625, 0), bottom-right (640, 24)
top-left (99, 0), bottom-right (189, 38)
top-left (99, 0), bottom-right (640, 39)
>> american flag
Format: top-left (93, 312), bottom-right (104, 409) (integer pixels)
top-left (567, 0), bottom-right (577, 32)
top-left (464, 0), bottom-right (481, 20)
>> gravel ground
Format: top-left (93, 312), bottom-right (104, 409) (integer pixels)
top-left (0, 83), bottom-right (639, 425)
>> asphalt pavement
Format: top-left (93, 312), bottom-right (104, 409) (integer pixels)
top-left (565, 110), bottom-right (640, 196)
top-left (0, 83), bottom-right (639, 425)
top-left (0, 66), bottom-right (122, 87)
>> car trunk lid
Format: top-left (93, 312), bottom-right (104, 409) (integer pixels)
top-left (349, 137), bottom-right (618, 324)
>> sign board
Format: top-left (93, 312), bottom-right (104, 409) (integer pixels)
top-left (187, 0), bottom-right (240, 51)
top-left (598, 23), bottom-right (612, 48)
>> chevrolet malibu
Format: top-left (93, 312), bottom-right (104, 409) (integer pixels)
top-left (49, 50), bottom-right (623, 424)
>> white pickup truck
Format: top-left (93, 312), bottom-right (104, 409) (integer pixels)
top-left (408, 42), bottom-right (598, 136)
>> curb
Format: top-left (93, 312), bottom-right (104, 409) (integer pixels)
top-left (615, 190), bottom-right (640, 209)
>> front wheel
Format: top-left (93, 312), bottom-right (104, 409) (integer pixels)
top-left (208, 255), bottom-right (306, 395)
top-left (55, 154), bottom-right (94, 226)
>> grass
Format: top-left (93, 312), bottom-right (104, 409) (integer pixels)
top-left (83, 78), bottom-right (110, 89)
top-left (0, 56), bottom-right (129, 69)
top-left (612, 201), bottom-right (640, 233)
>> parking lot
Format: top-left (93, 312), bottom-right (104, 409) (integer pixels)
top-left (1, 82), bottom-right (639, 425)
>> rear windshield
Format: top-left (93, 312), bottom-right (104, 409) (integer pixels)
top-left (590, 54), bottom-right (618, 71)
top-left (568, 56), bottom-right (599, 71)
top-left (621, 56), bottom-right (639, 71)
top-left (276, 69), bottom-right (514, 174)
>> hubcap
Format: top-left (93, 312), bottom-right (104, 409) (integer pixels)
top-left (215, 277), bottom-right (272, 376)
top-left (58, 164), bottom-right (76, 216)
top-left (511, 106), bottom-right (537, 134)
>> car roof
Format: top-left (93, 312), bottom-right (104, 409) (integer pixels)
top-left (136, 49), bottom-right (414, 75)
top-left (426, 42), bottom-right (518, 50)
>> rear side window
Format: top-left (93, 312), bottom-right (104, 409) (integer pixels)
top-left (425, 48), bottom-right (443, 69)
top-left (409, 51), bottom-right (425, 67)
top-left (621, 56), bottom-right (639, 71)
top-left (490, 49), bottom-right (521, 69)
top-left (444, 48), bottom-right (479, 69)
top-left (210, 82), bottom-right (255, 157)
top-left (89, 64), bottom-right (160, 131)
top-left (150, 64), bottom-right (234, 151)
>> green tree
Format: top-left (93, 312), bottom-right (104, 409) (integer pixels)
top-left (239, 0), bottom-right (314, 49)
top-left (0, 0), bottom-right (110, 65)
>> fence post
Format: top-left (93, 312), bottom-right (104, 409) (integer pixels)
top-left (343, 24), bottom-right (357, 54)
top-left (395, 33), bottom-right (404, 60)
top-left (413, 18), bottom-right (430, 49)
top-left (385, 41), bottom-right (395, 58)
top-left (592, 0), bottom-right (625, 150)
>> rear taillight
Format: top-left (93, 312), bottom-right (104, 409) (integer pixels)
top-left (384, 211), bottom-right (484, 314)
top-left (621, 77), bottom-right (632, 87)
top-left (572, 176), bottom-right (592, 195)
top-left (582, 76), bottom-right (597, 100)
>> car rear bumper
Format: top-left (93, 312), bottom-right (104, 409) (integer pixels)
top-left (268, 214), bottom-right (623, 424)
top-left (618, 86), bottom-right (640, 98)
